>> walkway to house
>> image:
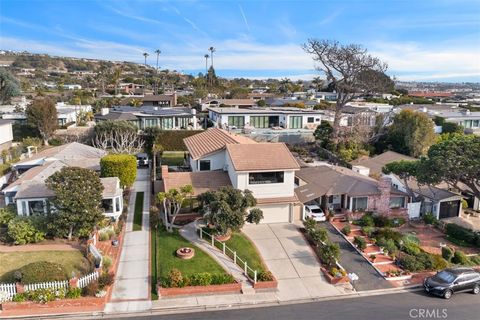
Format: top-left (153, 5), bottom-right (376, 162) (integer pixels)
top-left (243, 223), bottom-right (348, 301)
top-left (180, 221), bottom-right (252, 290)
top-left (322, 222), bottom-right (391, 291)
top-left (105, 168), bottom-right (151, 313)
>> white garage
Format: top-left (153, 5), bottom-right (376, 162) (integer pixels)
top-left (256, 203), bottom-right (291, 223)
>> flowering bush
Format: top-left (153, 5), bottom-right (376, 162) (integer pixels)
top-left (0, 290), bottom-right (11, 303)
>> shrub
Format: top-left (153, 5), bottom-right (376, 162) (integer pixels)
top-left (211, 273), bottom-right (235, 284)
top-left (100, 154), bottom-right (137, 188)
top-left (431, 255), bottom-right (449, 270)
top-left (402, 242), bottom-right (422, 256)
top-left (106, 228), bottom-right (115, 239)
top-left (308, 227), bottom-right (328, 246)
top-left (317, 241), bottom-right (340, 268)
top-left (373, 215), bottom-right (392, 228)
top-left (399, 254), bottom-right (425, 272)
top-left (24, 287), bottom-right (67, 304)
top-left (12, 293), bottom-right (27, 302)
top-left (361, 226), bottom-right (374, 238)
top-left (98, 232), bottom-right (109, 241)
top-left (353, 236), bottom-right (367, 251)
top-left (0, 207), bottom-right (15, 227)
top-left (188, 272), bottom-right (212, 286)
top-left (17, 261), bottom-right (68, 284)
top-left (423, 213), bottom-right (436, 225)
top-left (102, 255), bottom-right (113, 272)
top-left (257, 270), bottom-right (274, 282)
top-left (82, 281), bottom-right (99, 297)
top-left (469, 255), bottom-right (480, 265)
top-left (441, 246), bottom-right (453, 262)
top-left (445, 223), bottom-right (479, 247)
top-left (168, 268), bottom-right (183, 288)
top-left (373, 228), bottom-right (403, 243)
top-left (377, 238), bottom-right (398, 256)
top-left (246, 208), bottom-right (264, 224)
top-left (66, 287), bottom-right (82, 299)
top-left (359, 214), bottom-right (375, 227)
top-left (303, 217), bottom-right (317, 232)
top-left (402, 233), bottom-right (420, 245)
top-left (7, 218), bottom-right (45, 245)
top-left (98, 272), bottom-right (115, 289)
top-left (341, 225), bottom-right (351, 236)
top-left (452, 250), bottom-right (470, 265)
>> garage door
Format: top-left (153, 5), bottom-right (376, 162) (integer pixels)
top-left (256, 204), bottom-right (290, 223)
top-left (439, 200), bottom-right (460, 219)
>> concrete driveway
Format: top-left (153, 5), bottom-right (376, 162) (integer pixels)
top-left (243, 223), bottom-right (347, 301)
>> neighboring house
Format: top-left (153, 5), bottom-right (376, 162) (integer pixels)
top-left (294, 165), bottom-right (409, 219)
top-left (201, 99), bottom-right (257, 111)
top-left (338, 106), bottom-right (377, 127)
top-left (207, 106), bottom-right (324, 130)
top-left (118, 83), bottom-right (144, 95)
top-left (95, 105), bottom-right (198, 130)
top-left (164, 128), bottom-right (302, 223)
top-left (352, 150), bottom-right (465, 220)
top-left (2, 142), bottom-right (124, 220)
top-left (1, 103), bottom-right (91, 126)
top-left (0, 119), bottom-right (13, 152)
top-left (142, 94), bottom-right (177, 107)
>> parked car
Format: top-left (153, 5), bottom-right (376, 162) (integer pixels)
top-left (136, 153), bottom-right (149, 167)
top-left (424, 268), bottom-right (480, 299)
top-left (304, 204), bottom-right (326, 222)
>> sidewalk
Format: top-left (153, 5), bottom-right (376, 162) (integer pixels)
top-left (104, 168), bottom-right (152, 313)
top-left (179, 221), bottom-right (252, 289)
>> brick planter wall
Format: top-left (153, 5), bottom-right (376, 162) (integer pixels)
top-left (321, 267), bottom-right (350, 285)
top-left (253, 278), bottom-right (278, 290)
top-left (157, 282), bottom-right (241, 297)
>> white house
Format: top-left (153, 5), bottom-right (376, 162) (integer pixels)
top-left (0, 119), bottom-right (13, 152)
top-left (164, 128), bottom-right (302, 223)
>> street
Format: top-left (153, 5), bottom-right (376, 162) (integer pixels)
top-left (123, 291), bottom-right (480, 320)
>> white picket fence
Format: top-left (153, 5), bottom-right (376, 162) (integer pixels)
top-left (24, 280), bottom-right (69, 292)
top-left (0, 283), bottom-right (16, 301)
top-left (78, 271), bottom-right (99, 288)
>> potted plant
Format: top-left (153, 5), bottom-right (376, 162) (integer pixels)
top-left (370, 254), bottom-right (377, 263)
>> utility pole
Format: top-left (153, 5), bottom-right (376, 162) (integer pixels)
top-left (143, 52), bottom-right (149, 95)
top-left (155, 49), bottom-right (161, 95)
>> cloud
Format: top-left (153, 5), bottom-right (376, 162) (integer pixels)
top-left (238, 4), bottom-right (250, 32)
top-left (318, 9), bottom-right (342, 26)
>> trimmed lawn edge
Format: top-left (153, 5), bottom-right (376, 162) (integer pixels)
top-left (133, 192), bottom-right (144, 231)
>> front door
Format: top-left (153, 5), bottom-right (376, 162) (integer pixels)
top-left (439, 200), bottom-right (460, 219)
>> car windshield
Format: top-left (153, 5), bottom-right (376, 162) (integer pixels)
top-left (311, 208), bottom-right (323, 213)
top-left (436, 271), bottom-right (456, 283)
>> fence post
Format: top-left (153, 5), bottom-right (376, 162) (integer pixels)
top-left (254, 270), bottom-right (257, 284)
top-left (222, 242), bottom-right (226, 255)
top-left (211, 234), bottom-right (214, 246)
top-left (234, 251), bottom-right (237, 264)
top-left (244, 261), bottom-right (247, 276)
top-left (199, 228), bottom-right (203, 239)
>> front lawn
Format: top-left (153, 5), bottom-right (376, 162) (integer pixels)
top-left (0, 250), bottom-right (90, 282)
top-left (216, 232), bottom-right (267, 278)
top-left (133, 192), bottom-right (144, 231)
top-left (154, 227), bottom-right (227, 282)
top-left (161, 151), bottom-right (186, 166)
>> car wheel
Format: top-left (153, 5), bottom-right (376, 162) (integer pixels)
top-left (473, 284), bottom-right (480, 294)
top-left (443, 289), bottom-right (452, 299)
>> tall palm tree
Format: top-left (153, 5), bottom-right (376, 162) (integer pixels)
top-left (112, 67), bottom-right (122, 95)
top-left (155, 49), bottom-right (161, 95)
top-left (143, 52), bottom-right (149, 95)
top-left (208, 47), bottom-right (216, 68)
top-left (204, 54), bottom-right (209, 77)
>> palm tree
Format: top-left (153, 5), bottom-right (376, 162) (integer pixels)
top-left (312, 76), bottom-right (324, 91)
top-left (204, 54), bottom-right (209, 76)
top-left (155, 49), bottom-right (161, 95)
top-left (208, 47), bottom-right (216, 68)
top-left (143, 52), bottom-right (149, 95)
top-left (111, 67), bottom-right (122, 95)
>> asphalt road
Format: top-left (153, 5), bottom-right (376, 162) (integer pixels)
top-left (124, 291), bottom-right (480, 320)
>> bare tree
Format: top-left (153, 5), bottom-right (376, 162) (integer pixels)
top-left (303, 39), bottom-right (391, 142)
top-left (92, 130), bottom-right (144, 154)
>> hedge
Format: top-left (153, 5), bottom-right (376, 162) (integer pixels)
top-left (100, 154), bottom-right (137, 188)
top-left (142, 129), bottom-right (203, 153)
top-left (445, 223), bottom-right (480, 248)
top-left (18, 261), bottom-right (68, 283)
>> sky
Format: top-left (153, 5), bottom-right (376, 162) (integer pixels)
top-left (0, 0), bottom-right (479, 82)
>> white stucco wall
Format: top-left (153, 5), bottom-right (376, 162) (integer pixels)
top-left (191, 150), bottom-right (226, 172)
top-left (233, 170), bottom-right (295, 199)
top-left (0, 123), bottom-right (13, 145)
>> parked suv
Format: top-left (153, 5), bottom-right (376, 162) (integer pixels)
top-left (424, 268), bottom-right (480, 299)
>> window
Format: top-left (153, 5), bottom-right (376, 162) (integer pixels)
top-left (294, 177), bottom-right (300, 186)
top-left (228, 116), bottom-right (245, 128)
top-left (289, 116), bottom-right (303, 129)
top-left (315, 118), bottom-right (320, 122)
top-left (389, 197), bottom-right (405, 209)
top-left (307, 117), bottom-right (314, 123)
top-left (176, 117), bottom-right (190, 129)
top-left (160, 117), bottom-right (173, 129)
top-left (28, 200), bottom-right (45, 215)
top-left (199, 160), bottom-right (211, 171)
top-left (115, 197), bottom-right (121, 212)
top-left (248, 171), bottom-right (284, 185)
top-left (102, 199), bottom-right (114, 213)
top-left (144, 118), bottom-right (157, 128)
top-left (352, 197), bottom-right (368, 211)
top-left (250, 116), bottom-right (269, 128)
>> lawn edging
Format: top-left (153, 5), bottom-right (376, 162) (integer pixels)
top-left (157, 281), bottom-right (242, 297)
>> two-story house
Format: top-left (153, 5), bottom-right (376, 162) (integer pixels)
top-left (163, 128), bottom-right (302, 223)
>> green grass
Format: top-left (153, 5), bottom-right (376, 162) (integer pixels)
top-left (214, 232), bottom-right (267, 278)
top-left (151, 228), bottom-right (158, 300)
top-left (155, 227), bottom-right (226, 281)
top-left (133, 192), bottom-right (144, 231)
top-left (0, 251), bottom-right (90, 282)
top-left (161, 151), bottom-right (186, 166)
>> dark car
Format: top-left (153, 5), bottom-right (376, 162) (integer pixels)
top-left (136, 153), bottom-right (149, 167)
top-left (424, 268), bottom-right (480, 299)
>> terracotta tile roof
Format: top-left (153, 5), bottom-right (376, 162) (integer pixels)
top-left (163, 170), bottom-right (232, 195)
top-left (351, 151), bottom-right (416, 175)
top-left (226, 143), bottom-right (300, 172)
top-left (184, 128), bottom-right (256, 160)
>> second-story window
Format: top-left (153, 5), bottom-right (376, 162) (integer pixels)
top-left (249, 171), bottom-right (284, 184)
top-left (199, 160), bottom-right (211, 171)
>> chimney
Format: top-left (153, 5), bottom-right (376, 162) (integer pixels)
top-left (377, 176), bottom-right (392, 216)
top-left (101, 108), bottom-right (109, 116)
top-left (161, 165), bottom-right (169, 179)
